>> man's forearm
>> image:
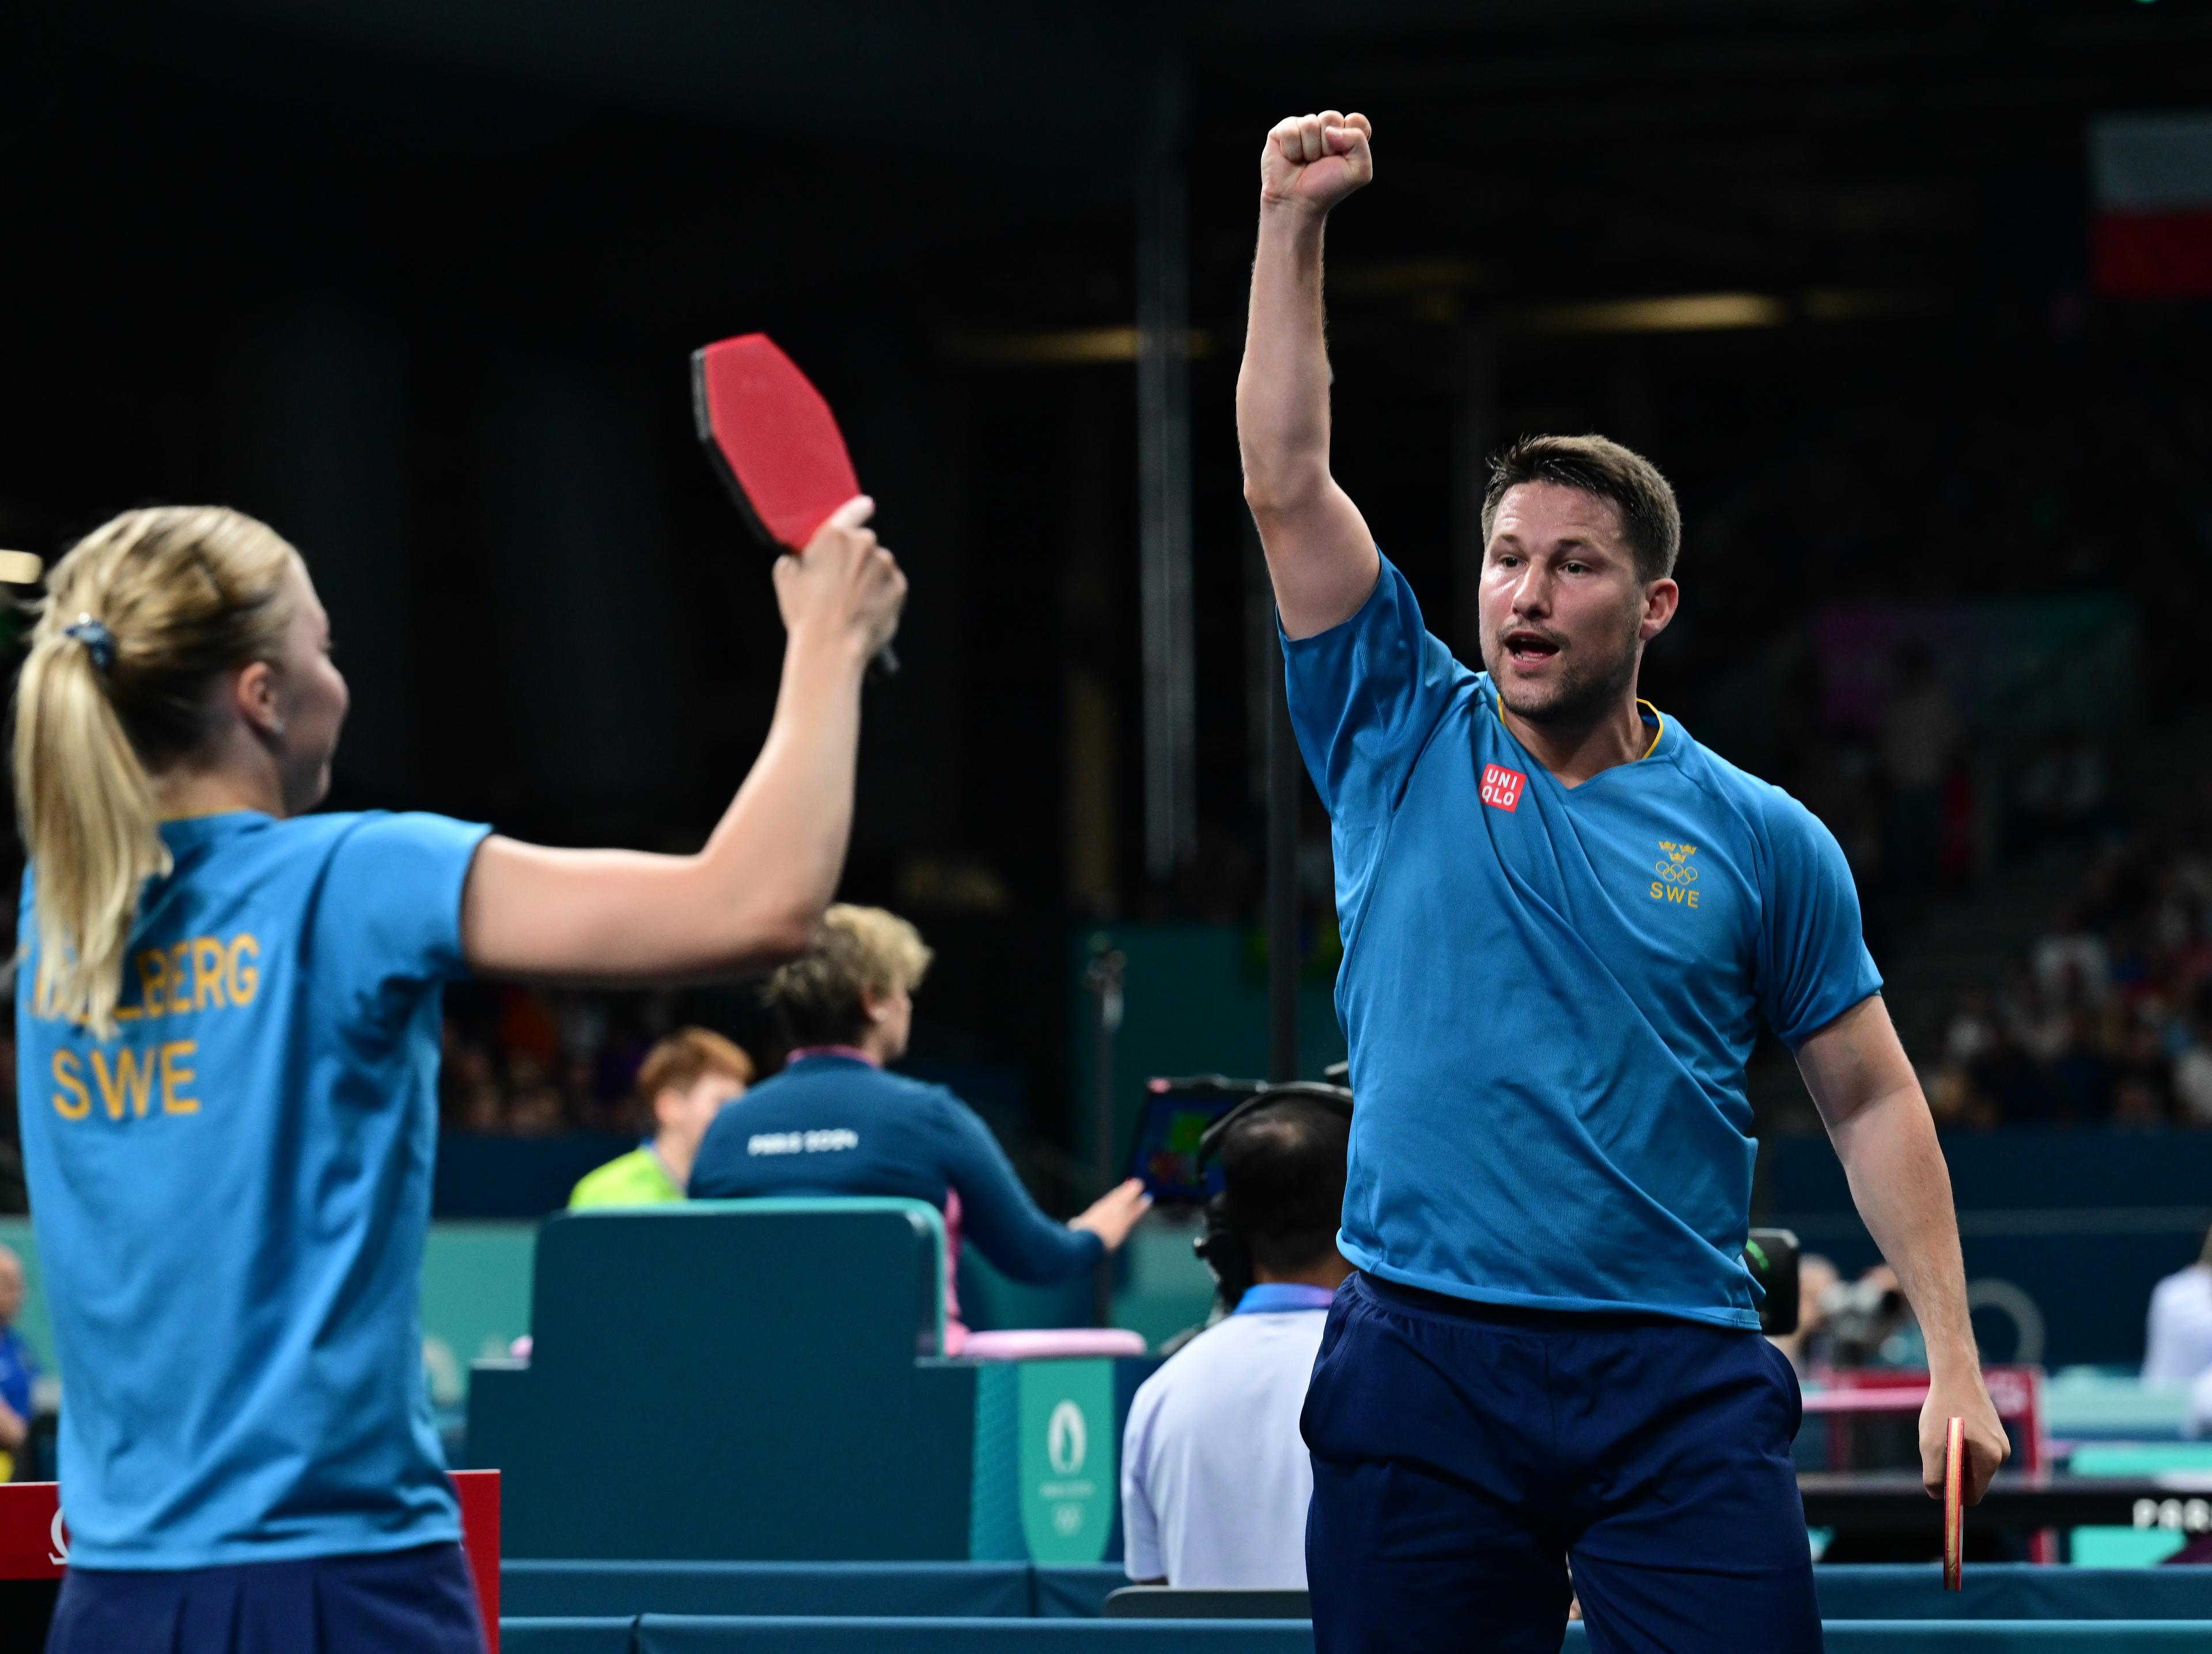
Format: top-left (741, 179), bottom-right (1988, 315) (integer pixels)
top-left (1237, 203), bottom-right (1333, 510)
top-left (1828, 1084), bottom-right (1978, 1375)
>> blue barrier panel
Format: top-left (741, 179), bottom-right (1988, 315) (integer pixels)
top-left (1766, 1133), bottom-right (2212, 1214)
top-left (1036, 1566), bottom-right (1130, 1618)
top-left (1816, 1568), bottom-right (2212, 1620)
top-left (1761, 1130), bottom-right (2212, 1365)
top-left (499, 1618), bottom-right (637, 1654)
top-left (501, 1562), bottom-right (2212, 1625)
top-left (502, 1561), bottom-right (1035, 1619)
top-left (514, 1616), bottom-right (2212, 1654)
top-left (633, 1617), bottom-right (1315, 1652)
top-left (1565, 1627), bottom-right (2212, 1652)
top-left (1766, 1223), bottom-right (2203, 1367)
top-left (1817, 1629), bottom-right (2212, 1652)
top-left (588, 1619), bottom-right (2212, 1654)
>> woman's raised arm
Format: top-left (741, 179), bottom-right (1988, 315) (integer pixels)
top-left (460, 498), bottom-right (905, 983)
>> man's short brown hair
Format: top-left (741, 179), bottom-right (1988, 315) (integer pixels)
top-left (763, 904), bottom-right (934, 1048)
top-left (635, 1027), bottom-right (754, 1125)
top-left (1481, 434), bottom-right (1681, 582)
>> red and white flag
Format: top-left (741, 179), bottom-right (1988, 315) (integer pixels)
top-left (2090, 112), bottom-right (2212, 297)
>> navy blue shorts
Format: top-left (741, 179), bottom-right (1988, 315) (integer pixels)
top-left (1302, 1272), bottom-right (1820, 1654)
top-left (45, 1540), bottom-right (485, 1654)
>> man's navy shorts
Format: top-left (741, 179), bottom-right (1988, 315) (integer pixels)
top-left (45, 1540), bottom-right (484, 1654)
top-left (1303, 1271), bottom-right (1821, 1653)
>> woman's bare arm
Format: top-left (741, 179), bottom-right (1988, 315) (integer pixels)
top-left (460, 498), bottom-right (905, 983)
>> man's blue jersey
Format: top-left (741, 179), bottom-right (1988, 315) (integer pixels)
top-left (16, 809), bottom-right (489, 1568)
top-left (1286, 557), bottom-right (1880, 1328)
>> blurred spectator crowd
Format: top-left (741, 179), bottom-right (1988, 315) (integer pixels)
top-left (1925, 777), bottom-right (2212, 1130)
top-left (438, 985), bottom-right (743, 1138)
top-left (1691, 360), bottom-right (2210, 925)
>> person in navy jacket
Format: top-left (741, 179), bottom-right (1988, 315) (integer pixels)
top-left (691, 906), bottom-right (1149, 1343)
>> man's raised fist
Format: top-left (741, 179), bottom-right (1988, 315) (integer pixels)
top-left (1260, 111), bottom-right (1374, 214)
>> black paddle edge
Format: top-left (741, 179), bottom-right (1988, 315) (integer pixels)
top-left (688, 348), bottom-right (899, 679)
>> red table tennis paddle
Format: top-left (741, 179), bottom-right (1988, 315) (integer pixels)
top-left (691, 332), bottom-right (897, 675)
top-left (1942, 1414), bottom-right (1964, 1591)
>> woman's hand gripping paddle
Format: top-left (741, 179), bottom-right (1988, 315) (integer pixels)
top-left (1943, 1414), bottom-right (1964, 1592)
top-left (691, 333), bottom-right (899, 676)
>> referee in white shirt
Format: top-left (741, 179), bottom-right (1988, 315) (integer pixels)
top-left (1121, 1089), bottom-right (1351, 1588)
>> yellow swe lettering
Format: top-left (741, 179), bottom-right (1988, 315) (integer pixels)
top-left (89, 1048), bottom-right (156, 1119)
top-left (159, 1041), bottom-right (199, 1114)
top-left (1650, 881), bottom-right (1663, 900)
top-left (1687, 891), bottom-right (1699, 910)
top-left (51, 1051), bottom-right (90, 1121)
top-left (192, 939), bottom-right (229, 1010)
top-left (228, 934), bottom-right (261, 1006)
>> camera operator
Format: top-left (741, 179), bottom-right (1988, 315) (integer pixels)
top-left (1120, 1089), bottom-right (1351, 1588)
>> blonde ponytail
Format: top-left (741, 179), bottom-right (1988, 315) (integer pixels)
top-left (13, 508), bottom-right (298, 1036)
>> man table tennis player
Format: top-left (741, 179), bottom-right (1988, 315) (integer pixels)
top-left (1237, 111), bottom-right (2008, 1652)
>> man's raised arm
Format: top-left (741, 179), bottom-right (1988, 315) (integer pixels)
top-left (1237, 111), bottom-right (1383, 639)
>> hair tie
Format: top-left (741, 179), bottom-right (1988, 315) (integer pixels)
top-left (62, 615), bottom-right (116, 675)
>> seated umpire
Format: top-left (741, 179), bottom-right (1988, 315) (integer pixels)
top-left (690, 905), bottom-right (1150, 1347)
top-left (1120, 1089), bottom-right (1351, 1588)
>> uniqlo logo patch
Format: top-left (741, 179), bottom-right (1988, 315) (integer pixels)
top-left (1480, 763), bottom-right (1526, 813)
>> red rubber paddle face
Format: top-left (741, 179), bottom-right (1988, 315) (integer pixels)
top-left (691, 334), bottom-right (859, 551)
top-left (1943, 1415), bottom-right (1964, 1591)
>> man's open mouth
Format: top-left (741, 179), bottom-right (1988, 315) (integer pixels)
top-left (1503, 630), bottom-right (1562, 663)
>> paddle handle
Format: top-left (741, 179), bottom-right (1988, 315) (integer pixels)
top-left (1942, 1414), bottom-right (1964, 1591)
top-left (798, 505), bottom-right (897, 680)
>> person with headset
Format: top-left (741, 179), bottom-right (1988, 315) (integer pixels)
top-left (1120, 1084), bottom-right (1352, 1589)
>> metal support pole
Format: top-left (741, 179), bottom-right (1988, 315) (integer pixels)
top-left (1083, 934), bottom-right (1126, 1326)
top-left (1137, 59), bottom-right (1195, 881)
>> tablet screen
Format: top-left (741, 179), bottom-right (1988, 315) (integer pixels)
top-left (1126, 1081), bottom-right (1254, 1205)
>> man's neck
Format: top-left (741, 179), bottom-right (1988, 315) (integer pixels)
top-left (1496, 691), bottom-right (1653, 789)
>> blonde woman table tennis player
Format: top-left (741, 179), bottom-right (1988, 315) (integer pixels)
top-left (14, 499), bottom-right (902, 1653)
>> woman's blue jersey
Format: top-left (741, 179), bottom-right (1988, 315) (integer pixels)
top-left (1286, 558), bottom-right (1880, 1329)
top-left (15, 809), bottom-right (489, 1568)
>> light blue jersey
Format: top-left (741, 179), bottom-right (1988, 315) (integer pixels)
top-left (1286, 557), bottom-right (1879, 1328)
top-left (16, 809), bottom-right (489, 1568)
